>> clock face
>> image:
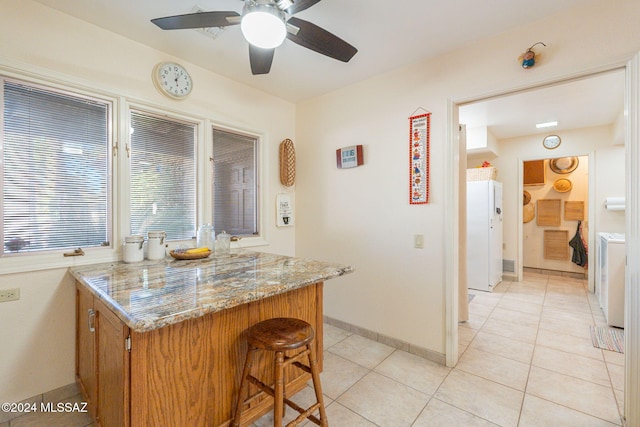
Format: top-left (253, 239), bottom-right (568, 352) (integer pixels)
top-left (153, 62), bottom-right (192, 99)
top-left (542, 134), bottom-right (561, 149)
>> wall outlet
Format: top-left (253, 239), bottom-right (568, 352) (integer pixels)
top-left (414, 234), bottom-right (424, 249)
top-left (0, 288), bottom-right (20, 302)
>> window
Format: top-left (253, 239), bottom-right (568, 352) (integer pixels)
top-left (1, 73), bottom-right (266, 267)
top-left (212, 128), bottom-right (258, 237)
top-left (129, 110), bottom-right (197, 240)
top-left (2, 80), bottom-right (111, 254)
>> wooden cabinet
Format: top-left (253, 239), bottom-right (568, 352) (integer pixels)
top-left (76, 284), bottom-right (130, 427)
top-left (77, 281), bottom-right (324, 427)
top-left (76, 284), bottom-right (96, 415)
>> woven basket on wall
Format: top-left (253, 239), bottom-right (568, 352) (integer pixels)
top-left (279, 139), bottom-right (296, 187)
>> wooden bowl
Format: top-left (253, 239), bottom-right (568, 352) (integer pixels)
top-left (169, 250), bottom-right (212, 260)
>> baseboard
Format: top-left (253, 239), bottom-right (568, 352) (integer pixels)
top-left (323, 316), bottom-right (446, 366)
top-left (523, 266), bottom-right (587, 280)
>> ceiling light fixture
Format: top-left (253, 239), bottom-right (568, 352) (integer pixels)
top-left (240, 3), bottom-right (287, 49)
top-left (536, 121), bottom-right (558, 129)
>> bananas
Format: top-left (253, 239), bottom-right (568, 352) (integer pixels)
top-left (185, 247), bottom-right (210, 254)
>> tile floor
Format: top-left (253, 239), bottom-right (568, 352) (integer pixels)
top-left (3, 271), bottom-right (625, 426)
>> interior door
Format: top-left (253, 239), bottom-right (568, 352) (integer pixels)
top-left (228, 160), bottom-right (255, 235)
top-left (214, 148), bottom-right (256, 237)
top-left (624, 52), bottom-right (640, 426)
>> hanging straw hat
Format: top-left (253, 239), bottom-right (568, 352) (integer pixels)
top-left (549, 157), bottom-right (579, 174)
top-left (553, 178), bottom-right (572, 193)
top-left (523, 203), bottom-right (535, 223)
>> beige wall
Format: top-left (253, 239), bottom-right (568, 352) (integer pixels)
top-left (522, 156), bottom-right (589, 273)
top-left (0, 0), bottom-right (296, 403)
top-left (595, 145), bottom-right (627, 234)
top-left (295, 0), bottom-right (640, 355)
top-left (493, 124), bottom-right (625, 277)
top-left (0, 269), bottom-right (75, 403)
top-left (1, 0), bottom-right (639, 405)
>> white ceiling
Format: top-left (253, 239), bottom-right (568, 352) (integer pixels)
top-left (32, 0), bottom-right (622, 139)
top-left (34, 0), bottom-right (597, 102)
top-left (460, 69), bottom-right (625, 140)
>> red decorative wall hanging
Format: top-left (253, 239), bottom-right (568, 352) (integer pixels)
top-left (409, 112), bottom-right (430, 204)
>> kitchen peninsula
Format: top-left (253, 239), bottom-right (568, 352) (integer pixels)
top-left (69, 250), bottom-right (353, 427)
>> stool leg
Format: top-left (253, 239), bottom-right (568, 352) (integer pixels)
top-left (232, 347), bottom-right (257, 427)
top-left (273, 350), bottom-right (285, 427)
top-left (307, 343), bottom-right (328, 426)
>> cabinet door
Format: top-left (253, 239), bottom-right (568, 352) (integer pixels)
top-left (95, 298), bottom-right (130, 427)
top-left (76, 284), bottom-right (96, 415)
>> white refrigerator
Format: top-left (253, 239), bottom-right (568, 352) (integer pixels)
top-left (467, 180), bottom-right (503, 291)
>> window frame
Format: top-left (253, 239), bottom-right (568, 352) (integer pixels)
top-left (0, 75), bottom-right (118, 273)
top-left (126, 106), bottom-right (200, 242)
top-left (211, 124), bottom-right (261, 240)
top-left (205, 123), bottom-right (267, 248)
top-left (0, 70), bottom-right (269, 275)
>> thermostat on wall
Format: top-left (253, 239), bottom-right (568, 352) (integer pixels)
top-left (336, 145), bottom-right (364, 169)
top-left (276, 194), bottom-right (293, 227)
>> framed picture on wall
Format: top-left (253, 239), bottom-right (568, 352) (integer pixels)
top-left (524, 160), bottom-right (545, 185)
top-left (537, 199), bottom-right (561, 226)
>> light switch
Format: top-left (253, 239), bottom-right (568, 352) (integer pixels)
top-left (414, 234), bottom-right (424, 249)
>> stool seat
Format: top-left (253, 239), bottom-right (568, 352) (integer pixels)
top-left (248, 317), bottom-right (315, 351)
top-left (232, 317), bottom-right (328, 427)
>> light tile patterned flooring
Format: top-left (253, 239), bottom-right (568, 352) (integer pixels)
top-left (3, 271), bottom-right (625, 426)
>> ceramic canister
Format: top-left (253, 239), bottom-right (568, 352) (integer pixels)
top-left (123, 235), bottom-right (144, 263)
top-left (147, 231), bottom-right (166, 260)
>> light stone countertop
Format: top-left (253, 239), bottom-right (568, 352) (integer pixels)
top-left (69, 249), bottom-right (353, 333)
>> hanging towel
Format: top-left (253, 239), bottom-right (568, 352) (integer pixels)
top-left (569, 220), bottom-right (588, 267)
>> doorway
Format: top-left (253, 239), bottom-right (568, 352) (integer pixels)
top-left (520, 154), bottom-right (592, 282)
top-left (461, 69), bottom-right (624, 289)
top-left (448, 61), bottom-right (638, 424)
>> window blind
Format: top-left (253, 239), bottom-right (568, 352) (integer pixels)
top-left (2, 81), bottom-right (111, 254)
top-left (130, 111), bottom-right (196, 240)
top-left (212, 128), bottom-right (258, 237)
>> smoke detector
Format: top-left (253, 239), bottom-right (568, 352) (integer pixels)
top-left (190, 6), bottom-right (226, 40)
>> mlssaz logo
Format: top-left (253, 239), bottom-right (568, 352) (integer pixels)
top-left (40, 402), bottom-right (89, 413)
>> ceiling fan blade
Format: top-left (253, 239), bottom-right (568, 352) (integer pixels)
top-left (249, 45), bottom-right (275, 75)
top-left (286, 17), bottom-right (357, 62)
top-left (151, 11), bottom-right (240, 30)
top-left (285, 0), bottom-right (322, 15)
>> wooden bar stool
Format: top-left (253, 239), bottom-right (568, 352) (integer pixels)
top-left (232, 317), bottom-right (328, 427)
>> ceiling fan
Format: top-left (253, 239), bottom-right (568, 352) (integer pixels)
top-left (151, 0), bottom-right (358, 75)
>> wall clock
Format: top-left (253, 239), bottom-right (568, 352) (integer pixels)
top-left (152, 62), bottom-right (192, 99)
top-left (542, 134), bottom-right (561, 150)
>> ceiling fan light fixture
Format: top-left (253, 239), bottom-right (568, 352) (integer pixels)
top-left (241, 4), bottom-right (287, 49)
